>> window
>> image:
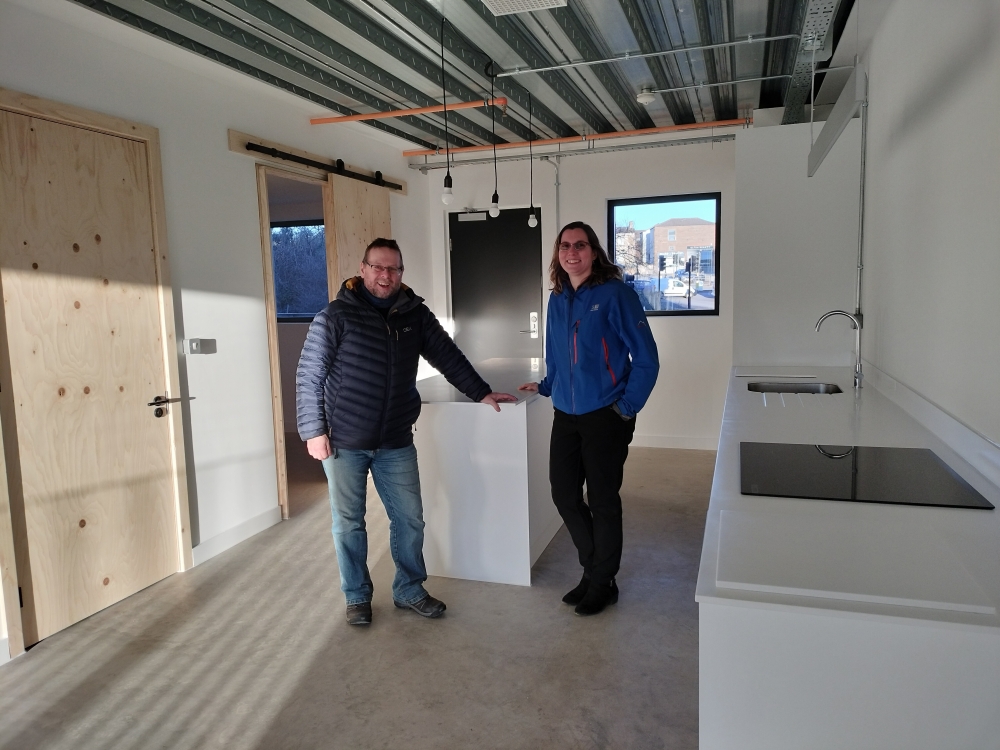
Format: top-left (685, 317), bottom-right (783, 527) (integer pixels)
top-left (608, 193), bottom-right (721, 316)
top-left (270, 221), bottom-right (329, 321)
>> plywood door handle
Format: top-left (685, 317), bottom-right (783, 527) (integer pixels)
top-left (146, 395), bottom-right (184, 406)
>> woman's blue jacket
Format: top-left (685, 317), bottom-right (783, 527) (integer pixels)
top-left (537, 278), bottom-right (659, 417)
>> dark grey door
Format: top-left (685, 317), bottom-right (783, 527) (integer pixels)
top-left (449, 208), bottom-right (543, 364)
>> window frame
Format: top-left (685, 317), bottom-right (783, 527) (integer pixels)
top-left (269, 219), bottom-right (328, 323)
top-left (607, 191), bottom-right (721, 318)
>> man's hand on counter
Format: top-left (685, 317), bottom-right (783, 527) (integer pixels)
top-left (306, 435), bottom-right (332, 461)
top-left (518, 382), bottom-right (539, 393)
top-left (480, 392), bottom-right (519, 411)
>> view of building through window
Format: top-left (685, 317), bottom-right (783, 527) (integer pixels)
top-left (608, 193), bottom-right (720, 315)
top-left (271, 223), bottom-right (329, 321)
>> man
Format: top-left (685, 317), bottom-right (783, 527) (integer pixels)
top-left (296, 238), bottom-right (517, 626)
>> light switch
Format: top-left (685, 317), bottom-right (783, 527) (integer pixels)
top-left (188, 338), bottom-right (217, 355)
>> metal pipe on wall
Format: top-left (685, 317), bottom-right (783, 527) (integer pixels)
top-left (411, 133), bottom-right (735, 170)
top-left (855, 75), bottom-right (869, 322)
top-left (496, 34), bottom-right (801, 78)
top-left (541, 155), bottom-right (560, 231)
top-left (402, 118), bottom-right (745, 158)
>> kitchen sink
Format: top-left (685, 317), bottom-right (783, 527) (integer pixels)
top-left (747, 382), bottom-right (843, 394)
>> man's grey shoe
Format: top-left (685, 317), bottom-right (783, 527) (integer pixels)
top-left (394, 595), bottom-right (447, 618)
top-left (346, 602), bottom-right (372, 626)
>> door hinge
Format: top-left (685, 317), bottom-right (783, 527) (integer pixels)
top-left (19, 586), bottom-right (23, 608)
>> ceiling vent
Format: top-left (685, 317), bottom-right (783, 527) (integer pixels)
top-left (481, 0), bottom-right (567, 16)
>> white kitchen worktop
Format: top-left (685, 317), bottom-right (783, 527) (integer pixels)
top-left (696, 366), bottom-right (1000, 629)
top-left (697, 366), bottom-right (1000, 750)
top-left (417, 357), bottom-right (544, 405)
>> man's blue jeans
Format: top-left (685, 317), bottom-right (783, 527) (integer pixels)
top-left (321, 444), bottom-right (429, 606)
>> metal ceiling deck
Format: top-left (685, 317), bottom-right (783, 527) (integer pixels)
top-left (70, 0), bottom-right (858, 149)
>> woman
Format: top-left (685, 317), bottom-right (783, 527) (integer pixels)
top-left (520, 222), bottom-right (659, 616)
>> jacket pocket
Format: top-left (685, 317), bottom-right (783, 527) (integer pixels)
top-left (601, 338), bottom-right (617, 386)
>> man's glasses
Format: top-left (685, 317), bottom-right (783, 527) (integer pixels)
top-left (365, 261), bottom-right (403, 275)
top-left (559, 241), bottom-right (591, 252)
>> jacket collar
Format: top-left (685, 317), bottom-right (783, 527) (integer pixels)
top-left (339, 277), bottom-right (423, 314)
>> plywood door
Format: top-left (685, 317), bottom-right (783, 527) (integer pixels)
top-left (323, 174), bottom-right (392, 297)
top-left (0, 111), bottom-right (179, 643)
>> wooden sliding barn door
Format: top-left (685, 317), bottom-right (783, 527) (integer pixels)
top-left (0, 107), bottom-right (185, 646)
top-left (323, 173), bottom-right (392, 295)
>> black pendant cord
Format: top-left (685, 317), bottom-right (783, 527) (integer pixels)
top-left (528, 93), bottom-right (534, 211)
top-left (491, 65), bottom-right (498, 193)
top-left (440, 16), bottom-right (450, 179)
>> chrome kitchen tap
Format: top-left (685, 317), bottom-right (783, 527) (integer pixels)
top-left (815, 310), bottom-right (863, 389)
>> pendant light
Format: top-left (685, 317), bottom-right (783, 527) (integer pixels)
top-left (440, 17), bottom-right (454, 206)
top-left (527, 93), bottom-right (538, 228)
top-left (488, 62), bottom-right (500, 218)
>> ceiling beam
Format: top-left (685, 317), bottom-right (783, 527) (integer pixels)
top-left (127, 0), bottom-right (475, 146)
top-left (759, 0), bottom-right (807, 110)
top-left (375, 0), bottom-right (576, 139)
top-left (692, 0), bottom-right (737, 120)
top-left (548, 1), bottom-right (655, 130)
top-left (459, 0), bottom-right (614, 134)
top-left (218, 0), bottom-right (503, 145)
top-left (300, 0), bottom-right (551, 142)
top-left (69, 0), bottom-right (437, 147)
top-left (617, 0), bottom-right (696, 125)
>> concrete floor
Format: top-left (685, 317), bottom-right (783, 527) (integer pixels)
top-left (0, 445), bottom-right (714, 750)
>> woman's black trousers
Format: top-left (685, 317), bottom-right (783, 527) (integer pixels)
top-left (549, 406), bottom-right (636, 586)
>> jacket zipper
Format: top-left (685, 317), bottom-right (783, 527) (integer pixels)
top-left (602, 337), bottom-right (617, 385)
top-left (379, 310), bottom-right (395, 445)
top-left (570, 319), bottom-right (580, 412)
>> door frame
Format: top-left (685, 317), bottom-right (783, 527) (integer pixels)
top-left (0, 88), bottom-right (193, 658)
top-left (254, 165), bottom-right (329, 521)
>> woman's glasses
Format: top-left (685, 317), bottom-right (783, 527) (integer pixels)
top-left (364, 261), bottom-right (403, 275)
top-left (558, 241), bottom-right (591, 252)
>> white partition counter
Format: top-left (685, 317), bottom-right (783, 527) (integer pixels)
top-left (697, 367), bottom-right (1000, 750)
top-left (414, 358), bottom-right (561, 586)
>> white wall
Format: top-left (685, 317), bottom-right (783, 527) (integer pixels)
top-left (862, 0), bottom-right (1000, 445)
top-left (426, 141), bottom-right (735, 450)
top-left (732, 121), bottom-right (862, 366)
top-left (0, 0), bottom-right (430, 556)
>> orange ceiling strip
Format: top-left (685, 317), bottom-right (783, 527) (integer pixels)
top-left (401, 118), bottom-right (747, 157)
top-left (311, 98), bottom-right (508, 125)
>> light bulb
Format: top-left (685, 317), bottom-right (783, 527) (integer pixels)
top-left (441, 173), bottom-right (454, 205)
top-left (489, 191), bottom-right (500, 218)
top-left (527, 211), bottom-right (538, 228)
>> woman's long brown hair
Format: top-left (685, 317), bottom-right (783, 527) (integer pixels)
top-left (549, 221), bottom-right (622, 294)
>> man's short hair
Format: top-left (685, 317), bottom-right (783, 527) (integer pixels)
top-left (364, 238), bottom-right (403, 269)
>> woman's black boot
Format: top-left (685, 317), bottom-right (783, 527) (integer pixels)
top-left (574, 578), bottom-right (619, 616)
top-left (561, 574), bottom-right (590, 605)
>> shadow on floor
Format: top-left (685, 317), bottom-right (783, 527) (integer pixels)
top-left (0, 448), bottom-right (713, 750)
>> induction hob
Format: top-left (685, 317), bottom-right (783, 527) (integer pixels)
top-left (740, 443), bottom-right (995, 510)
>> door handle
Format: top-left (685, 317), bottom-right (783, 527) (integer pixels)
top-left (520, 312), bottom-right (539, 338)
top-left (147, 396), bottom-right (183, 407)
top-left (147, 394), bottom-right (191, 418)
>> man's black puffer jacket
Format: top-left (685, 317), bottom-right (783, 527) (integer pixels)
top-left (296, 278), bottom-right (492, 450)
